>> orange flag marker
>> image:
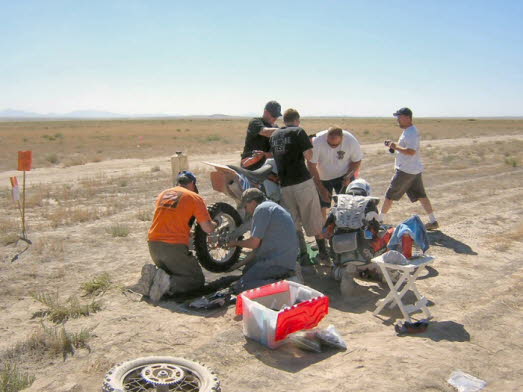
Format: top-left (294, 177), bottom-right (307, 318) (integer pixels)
top-left (18, 151), bottom-right (32, 171)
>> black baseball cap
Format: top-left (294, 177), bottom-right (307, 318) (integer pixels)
top-left (393, 107), bottom-right (413, 117)
top-left (264, 101), bottom-right (282, 118)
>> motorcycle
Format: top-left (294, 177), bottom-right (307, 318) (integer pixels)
top-left (323, 179), bottom-right (393, 294)
top-left (192, 159), bottom-right (281, 272)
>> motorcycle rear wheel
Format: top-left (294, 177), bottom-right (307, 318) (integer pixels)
top-left (194, 202), bottom-right (243, 272)
top-left (102, 356), bottom-right (220, 392)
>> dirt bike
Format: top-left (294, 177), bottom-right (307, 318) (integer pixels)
top-left (323, 179), bottom-right (393, 294)
top-left (192, 159), bottom-right (280, 273)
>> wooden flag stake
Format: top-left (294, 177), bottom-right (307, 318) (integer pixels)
top-left (22, 170), bottom-right (26, 238)
top-left (17, 151), bottom-right (32, 241)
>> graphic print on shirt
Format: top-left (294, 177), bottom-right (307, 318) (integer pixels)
top-left (159, 190), bottom-right (183, 209)
top-left (271, 133), bottom-right (292, 154)
top-left (337, 150), bottom-right (346, 160)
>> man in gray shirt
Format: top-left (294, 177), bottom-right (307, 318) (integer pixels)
top-left (227, 188), bottom-right (299, 292)
top-left (381, 107), bottom-right (438, 230)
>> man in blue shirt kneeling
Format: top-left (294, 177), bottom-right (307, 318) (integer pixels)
top-left (227, 188), bottom-right (300, 292)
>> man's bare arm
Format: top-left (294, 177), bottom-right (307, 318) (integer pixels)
top-left (389, 142), bottom-right (416, 156)
top-left (259, 127), bottom-right (278, 137)
top-left (303, 148), bottom-right (314, 162)
top-left (200, 220), bottom-right (217, 234)
top-left (343, 160), bottom-right (362, 185)
top-left (228, 236), bottom-right (261, 249)
top-left (307, 160), bottom-right (331, 202)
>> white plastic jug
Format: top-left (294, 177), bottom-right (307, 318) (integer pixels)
top-left (171, 151), bottom-right (189, 185)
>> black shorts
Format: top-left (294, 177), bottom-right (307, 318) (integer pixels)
top-left (385, 170), bottom-right (427, 202)
top-left (319, 175), bottom-right (354, 208)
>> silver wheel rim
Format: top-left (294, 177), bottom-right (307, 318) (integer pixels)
top-left (141, 364), bottom-right (184, 386)
top-left (122, 362), bottom-right (202, 391)
top-left (206, 212), bottom-right (237, 265)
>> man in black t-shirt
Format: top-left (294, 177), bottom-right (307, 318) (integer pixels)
top-left (270, 108), bottom-right (329, 264)
top-left (241, 100), bottom-right (281, 170)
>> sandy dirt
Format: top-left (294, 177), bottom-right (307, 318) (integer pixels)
top-left (1, 134), bottom-right (522, 391)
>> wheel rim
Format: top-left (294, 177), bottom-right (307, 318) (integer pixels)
top-left (206, 212), bottom-right (238, 265)
top-left (122, 362), bottom-right (203, 391)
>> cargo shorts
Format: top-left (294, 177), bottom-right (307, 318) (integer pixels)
top-left (385, 170), bottom-right (427, 202)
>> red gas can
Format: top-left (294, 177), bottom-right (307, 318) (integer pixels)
top-left (401, 234), bottom-right (413, 259)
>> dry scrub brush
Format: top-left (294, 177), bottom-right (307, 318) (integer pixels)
top-left (81, 273), bottom-right (112, 296)
top-left (0, 361), bottom-right (35, 392)
top-left (1, 323), bottom-right (93, 362)
top-left (44, 207), bottom-right (102, 228)
top-left (0, 217), bottom-right (19, 246)
top-left (30, 291), bottom-right (102, 323)
top-left (106, 223), bottom-right (130, 237)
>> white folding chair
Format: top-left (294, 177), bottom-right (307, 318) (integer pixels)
top-left (371, 255), bottom-right (435, 322)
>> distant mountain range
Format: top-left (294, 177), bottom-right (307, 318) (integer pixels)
top-left (1, 109), bottom-right (520, 120)
top-left (0, 109), bottom-right (241, 119)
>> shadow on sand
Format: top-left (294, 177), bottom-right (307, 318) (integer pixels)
top-left (301, 264), bottom-right (439, 318)
top-left (428, 231), bottom-right (478, 255)
top-left (243, 339), bottom-right (340, 373)
top-left (416, 265), bottom-right (439, 280)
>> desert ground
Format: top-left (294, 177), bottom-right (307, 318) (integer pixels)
top-left (0, 117), bottom-right (522, 391)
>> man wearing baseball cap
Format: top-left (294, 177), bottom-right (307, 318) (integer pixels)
top-left (381, 107), bottom-right (439, 230)
top-left (241, 100), bottom-right (282, 170)
top-left (128, 171), bottom-right (217, 304)
top-left (227, 188), bottom-right (300, 292)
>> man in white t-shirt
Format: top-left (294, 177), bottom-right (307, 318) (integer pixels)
top-left (380, 107), bottom-right (439, 230)
top-left (307, 126), bottom-right (364, 217)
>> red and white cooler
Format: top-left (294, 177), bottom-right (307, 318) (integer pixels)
top-left (236, 280), bottom-right (329, 349)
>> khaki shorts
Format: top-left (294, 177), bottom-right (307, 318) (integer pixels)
top-left (280, 178), bottom-right (324, 236)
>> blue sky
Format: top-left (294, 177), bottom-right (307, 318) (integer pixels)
top-left (1, 0), bottom-right (522, 116)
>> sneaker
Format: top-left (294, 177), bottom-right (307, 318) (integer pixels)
top-left (126, 264), bottom-right (157, 296)
top-left (149, 268), bottom-right (171, 305)
top-left (425, 221), bottom-right (439, 231)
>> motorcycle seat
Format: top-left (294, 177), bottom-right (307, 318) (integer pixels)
top-left (228, 164), bottom-right (274, 184)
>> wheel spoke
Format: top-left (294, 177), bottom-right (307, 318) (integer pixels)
top-left (206, 212), bottom-right (237, 264)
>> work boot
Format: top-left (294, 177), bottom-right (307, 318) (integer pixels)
top-left (425, 221), bottom-right (439, 231)
top-left (127, 264), bottom-right (157, 296)
top-left (149, 268), bottom-right (171, 305)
